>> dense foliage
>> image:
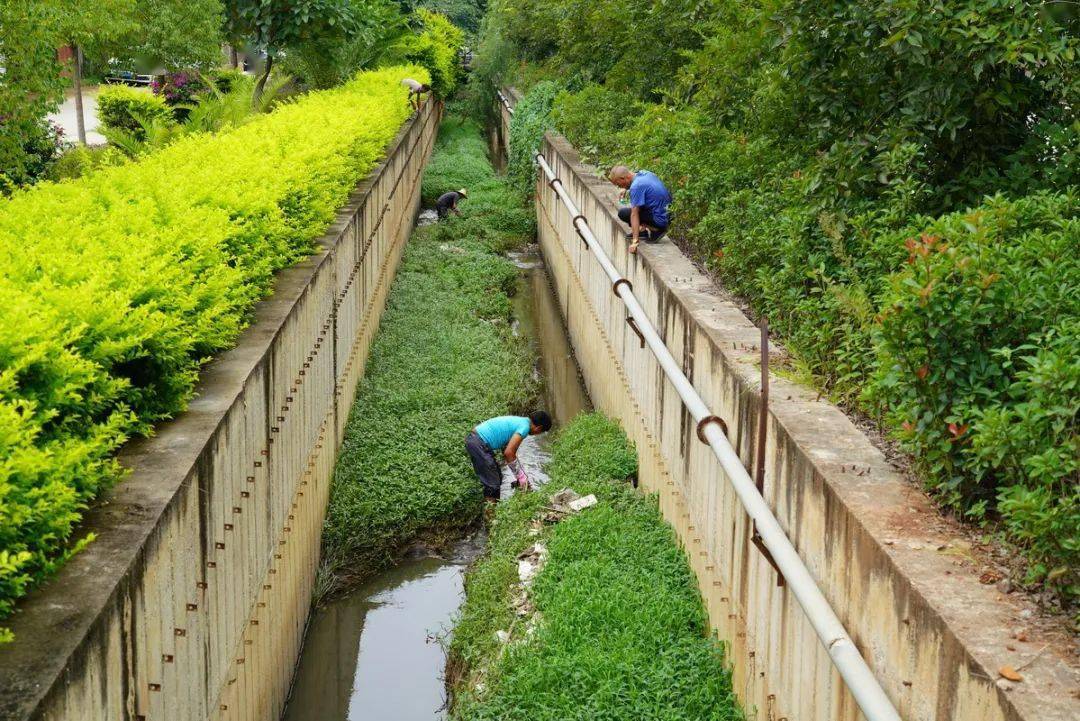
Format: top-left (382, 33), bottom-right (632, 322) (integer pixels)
top-left (505, 82), bottom-right (558, 199)
top-left (276, 3), bottom-right (466, 95)
top-left (0, 1), bottom-right (68, 190)
top-left (0, 0), bottom-right (226, 190)
top-left (320, 119), bottom-right (536, 593)
top-left (476, 0), bottom-right (1080, 605)
top-left (97, 85), bottom-right (174, 135)
top-left (450, 413), bottom-right (743, 721)
top-left (279, 0), bottom-right (406, 90)
top-left (0, 67), bottom-right (423, 641)
top-left (386, 9), bottom-right (466, 97)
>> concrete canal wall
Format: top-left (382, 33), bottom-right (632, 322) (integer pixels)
top-left (0, 100), bottom-right (440, 721)
top-left (510, 100), bottom-right (1079, 721)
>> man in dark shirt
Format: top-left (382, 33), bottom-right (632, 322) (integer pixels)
top-left (608, 166), bottom-right (672, 254)
top-left (435, 188), bottom-right (468, 219)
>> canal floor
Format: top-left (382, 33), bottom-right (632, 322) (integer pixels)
top-left (281, 229), bottom-right (589, 721)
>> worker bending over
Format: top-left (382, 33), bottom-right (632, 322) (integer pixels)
top-left (435, 188), bottom-right (468, 219)
top-left (401, 78), bottom-right (431, 110)
top-left (608, 165), bottom-right (673, 254)
top-left (466, 412), bottom-right (552, 501)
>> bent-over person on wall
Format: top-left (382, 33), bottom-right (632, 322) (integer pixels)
top-left (465, 412), bottom-right (552, 502)
top-left (401, 78), bottom-right (431, 111)
top-left (608, 165), bottom-right (673, 254)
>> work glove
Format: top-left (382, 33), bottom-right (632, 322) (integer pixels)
top-left (507, 459), bottom-right (530, 492)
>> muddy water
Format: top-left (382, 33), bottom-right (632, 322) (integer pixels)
top-left (282, 536), bottom-right (484, 721)
top-left (282, 239), bottom-right (589, 721)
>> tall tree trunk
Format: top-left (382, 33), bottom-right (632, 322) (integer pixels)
top-left (230, 46), bottom-right (239, 70)
top-left (253, 54), bottom-right (274, 108)
top-left (73, 45), bottom-right (87, 145)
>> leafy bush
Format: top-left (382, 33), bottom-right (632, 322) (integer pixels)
top-left (151, 70), bottom-right (210, 108)
top-left (872, 193), bottom-right (1079, 593)
top-left (45, 144), bottom-right (128, 182)
top-left (97, 85), bottom-right (175, 136)
top-left (320, 118), bottom-right (537, 594)
top-left (506, 81), bottom-right (559, 199)
top-left (550, 84), bottom-right (643, 164)
top-left (0, 0), bottom-right (67, 194)
top-left (450, 413), bottom-right (743, 720)
top-left (0, 66), bottom-right (426, 640)
top-left (0, 120), bottom-right (66, 193)
top-left (387, 8), bottom-right (465, 97)
top-left (280, 0), bottom-right (406, 90)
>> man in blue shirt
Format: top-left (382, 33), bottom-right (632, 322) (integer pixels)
top-left (465, 411), bottom-right (552, 501)
top-left (608, 166), bottom-right (673, 254)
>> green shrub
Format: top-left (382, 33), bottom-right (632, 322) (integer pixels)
top-left (281, 0), bottom-right (406, 91)
top-left (550, 84), bottom-right (643, 164)
top-left (320, 118), bottom-right (537, 593)
top-left (507, 81), bottom-right (559, 199)
top-left (97, 85), bottom-right (174, 136)
top-left (450, 414), bottom-right (743, 721)
top-left (387, 9), bottom-right (464, 97)
top-left (872, 192), bottom-right (1079, 594)
top-left (45, 144), bottom-right (128, 182)
top-left (0, 66), bottom-right (426, 640)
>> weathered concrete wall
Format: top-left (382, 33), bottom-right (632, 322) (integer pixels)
top-left (531, 128), bottom-right (1079, 721)
top-left (488, 88), bottom-right (518, 172)
top-left (0, 99), bottom-right (441, 721)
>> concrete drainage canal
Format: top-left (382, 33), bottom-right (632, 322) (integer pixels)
top-left (282, 228), bottom-right (590, 720)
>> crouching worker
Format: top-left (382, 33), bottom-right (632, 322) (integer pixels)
top-left (465, 411), bottom-right (552, 502)
top-left (401, 78), bottom-right (431, 110)
top-left (608, 165), bottom-right (673, 254)
top-left (435, 188), bottom-right (468, 219)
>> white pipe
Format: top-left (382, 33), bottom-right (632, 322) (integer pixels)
top-left (535, 151), bottom-right (902, 721)
top-left (496, 90), bottom-right (514, 115)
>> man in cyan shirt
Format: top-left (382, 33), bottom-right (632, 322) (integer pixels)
top-left (465, 411), bottom-right (552, 501)
top-left (608, 165), bottom-right (673, 254)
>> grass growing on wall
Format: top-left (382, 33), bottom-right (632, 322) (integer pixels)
top-left (449, 413), bottom-right (743, 721)
top-left (319, 118), bottom-right (536, 594)
top-left (0, 66), bottom-right (424, 641)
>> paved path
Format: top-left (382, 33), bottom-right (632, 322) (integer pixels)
top-left (47, 85), bottom-right (141, 147)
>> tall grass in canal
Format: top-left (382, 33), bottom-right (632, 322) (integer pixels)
top-left (450, 414), bottom-right (743, 721)
top-left (319, 119), bottom-right (536, 594)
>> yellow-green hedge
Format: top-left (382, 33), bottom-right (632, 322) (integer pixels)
top-left (0, 65), bottom-right (427, 641)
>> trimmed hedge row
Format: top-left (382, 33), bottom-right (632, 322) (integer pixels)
top-left (0, 66), bottom-right (426, 640)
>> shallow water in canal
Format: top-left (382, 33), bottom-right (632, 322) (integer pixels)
top-left (281, 238), bottom-right (589, 721)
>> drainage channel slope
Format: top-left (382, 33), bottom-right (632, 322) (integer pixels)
top-left (283, 116), bottom-right (544, 720)
top-left (283, 117), bottom-right (741, 721)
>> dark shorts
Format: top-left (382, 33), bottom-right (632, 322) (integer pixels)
top-left (465, 431), bottom-right (501, 499)
top-left (618, 205), bottom-right (668, 233)
top-left (436, 202), bottom-right (453, 219)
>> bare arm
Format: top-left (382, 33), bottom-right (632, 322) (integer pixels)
top-left (630, 205), bottom-right (641, 243)
top-left (503, 433), bottom-right (524, 463)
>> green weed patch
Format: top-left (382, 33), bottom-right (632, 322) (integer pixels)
top-left (319, 119), bottom-right (536, 594)
top-left (450, 413), bottom-right (743, 721)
